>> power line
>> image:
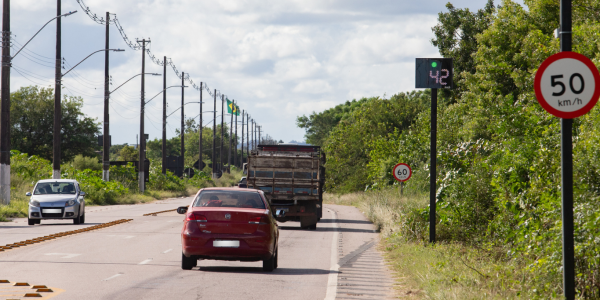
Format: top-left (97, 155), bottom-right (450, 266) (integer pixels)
top-left (62, 59), bottom-right (105, 85)
top-left (109, 103), bottom-right (138, 119)
top-left (10, 46), bottom-right (54, 68)
top-left (61, 83), bottom-right (104, 99)
top-left (76, 0), bottom-right (226, 96)
top-left (12, 65), bottom-right (51, 82)
top-left (11, 38), bottom-right (55, 61)
top-left (10, 45), bottom-right (54, 66)
top-left (12, 68), bottom-right (51, 86)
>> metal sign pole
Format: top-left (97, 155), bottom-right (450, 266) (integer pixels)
top-left (560, 0), bottom-right (575, 298)
top-left (429, 88), bottom-right (437, 243)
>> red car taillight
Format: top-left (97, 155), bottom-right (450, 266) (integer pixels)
top-left (249, 216), bottom-right (268, 224)
top-left (186, 212), bottom-right (207, 222)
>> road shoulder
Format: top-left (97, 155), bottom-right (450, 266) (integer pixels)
top-left (324, 204), bottom-right (397, 299)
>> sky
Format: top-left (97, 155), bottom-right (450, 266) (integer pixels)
top-left (6, 0), bottom-right (526, 145)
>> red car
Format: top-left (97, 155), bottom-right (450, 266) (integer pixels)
top-left (177, 187), bottom-right (279, 271)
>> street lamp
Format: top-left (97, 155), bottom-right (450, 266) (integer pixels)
top-left (166, 101), bottom-right (201, 117)
top-left (146, 85), bottom-right (186, 105)
top-left (62, 49), bottom-right (124, 77)
top-left (1, 10), bottom-right (77, 205)
top-left (10, 11), bottom-right (77, 60)
top-left (101, 72), bottom-right (161, 181)
top-left (110, 73), bottom-right (161, 94)
top-left (52, 48), bottom-right (125, 179)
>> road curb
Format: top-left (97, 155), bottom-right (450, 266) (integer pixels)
top-left (143, 209), bottom-right (177, 216)
top-left (0, 219), bottom-right (133, 253)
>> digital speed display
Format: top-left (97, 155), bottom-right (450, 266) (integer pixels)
top-left (415, 58), bottom-right (453, 89)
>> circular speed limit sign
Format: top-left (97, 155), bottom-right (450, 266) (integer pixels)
top-left (534, 51), bottom-right (600, 119)
top-left (392, 163), bottom-right (412, 182)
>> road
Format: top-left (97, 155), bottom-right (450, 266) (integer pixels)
top-left (0, 197), bottom-right (395, 300)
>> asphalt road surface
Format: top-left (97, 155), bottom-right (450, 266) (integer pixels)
top-left (0, 197), bottom-right (395, 300)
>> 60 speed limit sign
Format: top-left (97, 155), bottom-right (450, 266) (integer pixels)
top-left (392, 163), bottom-right (412, 182)
top-left (535, 51), bottom-right (600, 118)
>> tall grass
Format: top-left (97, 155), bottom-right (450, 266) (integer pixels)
top-left (325, 187), bottom-right (550, 299)
top-left (324, 186), bottom-right (428, 239)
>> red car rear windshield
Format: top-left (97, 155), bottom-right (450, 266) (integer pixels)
top-left (193, 191), bottom-right (266, 209)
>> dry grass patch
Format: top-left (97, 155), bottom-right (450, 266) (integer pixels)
top-left (327, 187), bottom-right (547, 300)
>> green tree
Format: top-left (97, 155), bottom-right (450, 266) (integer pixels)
top-left (10, 86), bottom-right (100, 161)
top-left (431, 0), bottom-right (495, 99)
top-left (118, 146), bottom-right (138, 161)
top-left (296, 98), bottom-right (368, 146)
top-left (324, 92), bottom-right (429, 192)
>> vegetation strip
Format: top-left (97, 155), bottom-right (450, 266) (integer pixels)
top-left (143, 209), bottom-right (177, 216)
top-left (0, 219), bottom-right (133, 252)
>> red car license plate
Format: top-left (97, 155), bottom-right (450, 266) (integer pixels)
top-left (213, 240), bottom-right (240, 248)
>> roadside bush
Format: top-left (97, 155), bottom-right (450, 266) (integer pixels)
top-left (71, 154), bottom-right (101, 171)
top-left (61, 168), bottom-right (128, 205)
top-left (147, 164), bottom-right (186, 192)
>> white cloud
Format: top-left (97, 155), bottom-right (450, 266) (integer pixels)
top-left (4, 0), bottom-right (522, 144)
top-left (292, 80), bottom-right (332, 94)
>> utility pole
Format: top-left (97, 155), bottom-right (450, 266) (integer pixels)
top-left (181, 72), bottom-right (185, 170)
top-left (241, 111), bottom-right (245, 167)
top-left (234, 105), bottom-right (238, 167)
top-left (102, 11), bottom-right (110, 181)
top-left (52, 0), bottom-right (62, 179)
top-left (161, 56), bottom-right (167, 174)
top-left (137, 39), bottom-right (148, 193)
top-left (220, 95), bottom-right (224, 174)
top-left (0, 0), bottom-right (10, 204)
top-left (246, 115), bottom-right (249, 154)
top-left (228, 100), bottom-right (233, 173)
top-left (258, 125), bottom-right (261, 145)
top-left (199, 82), bottom-right (203, 172)
top-left (212, 89), bottom-right (216, 178)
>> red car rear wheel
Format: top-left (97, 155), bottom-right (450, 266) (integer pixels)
top-left (182, 253), bottom-right (197, 270)
top-left (263, 247), bottom-right (277, 272)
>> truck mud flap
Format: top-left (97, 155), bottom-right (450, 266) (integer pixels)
top-left (300, 216), bottom-right (318, 229)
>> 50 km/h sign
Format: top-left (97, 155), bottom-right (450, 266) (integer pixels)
top-left (535, 51), bottom-right (600, 119)
top-left (392, 163), bottom-right (412, 182)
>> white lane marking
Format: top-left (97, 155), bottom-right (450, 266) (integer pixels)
top-left (45, 253), bottom-right (81, 259)
top-left (138, 258), bottom-right (153, 265)
top-left (324, 209), bottom-right (340, 300)
top-left (107, 235), bottom-right (135, 239)
top-left (163, 249), bottom-right (173, 254)
top-left (103, 274), bottom-right (122, 281)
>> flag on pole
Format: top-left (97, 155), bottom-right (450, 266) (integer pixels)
top-left (227, 98), bottom-right (241, 115)
top-left (227, 99), bottom-right (234, 114)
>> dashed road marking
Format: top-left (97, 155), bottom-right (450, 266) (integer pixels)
top-left (162, 249), bottom-right (172, 254)
top-left (106, 235), bottom-right (135, 239)
top-left (103, 274), bottom-right (122, 281)
top-left (138, 259), bottom-right (152, 265)
top-left (44, 253), bottom-right (81, 259)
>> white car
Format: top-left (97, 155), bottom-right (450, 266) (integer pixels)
top-left (26, 179), bottom-right (86, 225)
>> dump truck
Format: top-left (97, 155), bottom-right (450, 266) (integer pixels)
top-left (247, 144), bottom-right (325, 230)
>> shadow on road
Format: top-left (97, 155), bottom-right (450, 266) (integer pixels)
top-left (318, 218), bottom-right (373, 225)
top-left (279, 226), bottom-right (377, 233)
top-left (197, 266), bottom-right (333, 275)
